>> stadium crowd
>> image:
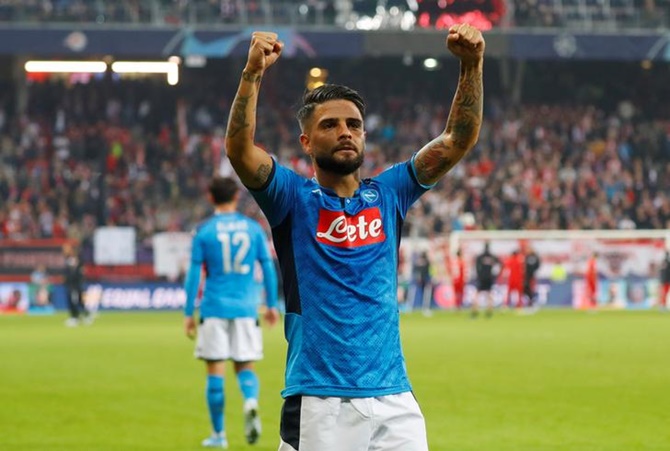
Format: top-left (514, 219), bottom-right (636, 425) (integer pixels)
top-left (0, 0), bottom-right (667, 29)
top-left (1, 59), bottom-right (670, 250)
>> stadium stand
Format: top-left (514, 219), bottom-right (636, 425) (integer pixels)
top-left (0, 0), bottom-right (666, 29)
top-left (0, 0), bottom-right (669, 279)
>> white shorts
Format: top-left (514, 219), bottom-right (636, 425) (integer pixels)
top-left (277, 392), bottom-right (428, 451)
top-left (195, 317), bottom-right (263, 362)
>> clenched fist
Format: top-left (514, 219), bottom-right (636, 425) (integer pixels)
top-left (447, 24), bottom-right (485, 65)
top-left (245, 31), bottom-right (284, 75)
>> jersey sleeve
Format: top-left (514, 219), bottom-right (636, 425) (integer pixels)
top-left (374, 155), bottom-right (434, 218)
top-left (247, 159), bottom-right (300, 228)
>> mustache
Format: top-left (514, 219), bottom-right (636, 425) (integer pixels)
top-left (333, 141), bottom-right (358, 151)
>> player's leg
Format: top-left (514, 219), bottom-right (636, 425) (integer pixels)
top-left (471, 287), bottom-right (480, 318)
top-left (230, 318), bottom-right (264, 445)
top-left (76, 287), bottom-right (93, 324)
top-left (524, 280), bottom-right (533, 308)
top-left (64, 287), bottom-right (79, 326)
top-left (587, 280), bottom-right (597, 308)
top-left (196, 318), bottom-right (231, 448)
top-left (660, 283), bottom-right (669, 308)
top-left (514, 284), bottom-right (524, 309)
top-left (421, 281), bottom-right (433, 316)
top-left (454, 281), bottom-right (464, 309)
top-left (485, 288), bottom-right (494, 317)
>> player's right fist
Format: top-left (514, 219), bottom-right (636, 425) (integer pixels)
top-left (245, 31), bottom-right (283, 75)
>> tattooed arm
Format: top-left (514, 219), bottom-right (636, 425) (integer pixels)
top-left (225, 31), bottom-right (283, 189)
top-left (414, 24), bottom-right (485, 186)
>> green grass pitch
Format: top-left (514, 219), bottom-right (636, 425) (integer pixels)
top-left (1, 309), bottom-right (669, 450)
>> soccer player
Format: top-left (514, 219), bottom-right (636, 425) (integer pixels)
top-left (225, 25), bottom-right (484, 451)
top-left (523, 247), bottom-right (541, 310)
top-left (452, 249), bottom-right (466, 309)
top-left (584, 251), bottom-right (599, 309)
top-left (473, 241), bottom-right (501, 318)
top-left (63, 243), bottom-right (91, 327)
top-left (659, 250), bottom-right (670, 309)
top-left (504, 249), bottom-right (525, 308)
top-left (183, 176), bottom-right (279, 449)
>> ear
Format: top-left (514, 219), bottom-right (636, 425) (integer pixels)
top-left (299, 133), bottom-right (311, 156)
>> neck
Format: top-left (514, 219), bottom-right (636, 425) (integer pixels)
top-left (214, 203), bottom-right (236, 214)
top-left (314, 168), bottom-right (361, 198)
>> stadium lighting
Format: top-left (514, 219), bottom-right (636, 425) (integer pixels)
top-left (423, 58), bottom-right (439, 70)
top-left (111, 61), bottom-right (180, 85)
top-left (24, 61), bottom-right (107, 73)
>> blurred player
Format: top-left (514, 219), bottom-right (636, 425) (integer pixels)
top-left (225, 25), bottom-right (484, 451)
top-left (63, 243), bottom-right (91, 326)
top-left (452, 249), bottom-right (466, 309)
top-left (523, 247), bottom-right (541, 310)
top-left (183, 177), bottom-right (279, 449)
top-left (584, 251), bottom-right (599, 309)
top-left (473, 241), bottom-right (501, 318)
top-left (410, 250), bottom-right (434, 315)
top-left (659, 250), bottom-right (670, 309)
top-left (504, 249), bottom-right (525, 308)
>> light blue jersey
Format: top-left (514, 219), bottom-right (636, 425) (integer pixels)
top-left (249, 157), bottom-right (431, 398)
top-left (184, 212), bottom-right (278, 319)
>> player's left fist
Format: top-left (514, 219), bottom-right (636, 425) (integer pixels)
top-left (447, 24), bottom-right (485, 64)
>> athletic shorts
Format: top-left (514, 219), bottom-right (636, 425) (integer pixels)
top-left (195, 317), bottom-right (262, 362)
top-left (277, 392), bottom-right (428, 451)
top-left (477, 278), bottom-right (493, 291)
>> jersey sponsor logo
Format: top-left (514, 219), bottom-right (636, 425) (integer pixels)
top-left (315, 207), bottom-right (386, 248)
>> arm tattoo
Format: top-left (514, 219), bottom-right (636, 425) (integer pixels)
top-left (242, 71), bottom-right (262, 84)
top-left (253, 163), bottom-right (272, 185)
top-left (415, 63), bottom-right (482, 185)
top-left (447, 67), bottom-right (483, 150)
top-left (415, 138), bottom-right (454, 184)
top-left (227, 95), bottom-right (250, 138)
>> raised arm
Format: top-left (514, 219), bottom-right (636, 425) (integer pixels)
top-left (414, 24), bottom-right (485, 186)
top-left (225, 31), bottom-right (283, 189)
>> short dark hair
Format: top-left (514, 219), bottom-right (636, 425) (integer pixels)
top-left (208, 177), bottom-right (238, 204)
top-left (296, 84), bottom-right (366, 131)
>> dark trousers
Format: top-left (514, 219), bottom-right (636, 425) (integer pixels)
top-left (66, 286), bottom-right (87, 319)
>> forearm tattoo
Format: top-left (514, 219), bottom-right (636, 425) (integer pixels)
top-left (242, 71), bottom-right (262, 84)
top-left (227, 95), bottom-right (251, 138)
top-left (447, 66), bottom-right (483, 150)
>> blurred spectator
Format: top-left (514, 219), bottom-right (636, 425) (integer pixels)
top-left (29, 264), bottom-right (52, 308)
top-left (2, 58), bottom-right (670, 262)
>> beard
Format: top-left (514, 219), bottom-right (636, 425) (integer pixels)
top-left (314, 147), bottom-right (365, 176)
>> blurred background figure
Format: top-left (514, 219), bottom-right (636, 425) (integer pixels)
top-left (584, 252), bottom-right (599, 309)
top-left (409, 250), bottom-right (435, 316)
top-left (503, 249), bottom-right (525, 308)
top-left (473, 241), bottom-right (501, 318)
top-left (29, 264), bottom-right (54, 312)
top-left (523, 246), bottom-right (542, 311)
top-left (452, 249), bottom-right (466, 310)
top-left (659, 251), bottom-right (670, 309)
top-left (63, 243), bottom-right (91, 326)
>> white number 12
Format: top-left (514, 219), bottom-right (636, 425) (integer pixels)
top-left (217, 231), bottom-right (251, 274)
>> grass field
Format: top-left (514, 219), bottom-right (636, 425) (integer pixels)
top-left (1, 309), bottom-right (669, 451)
